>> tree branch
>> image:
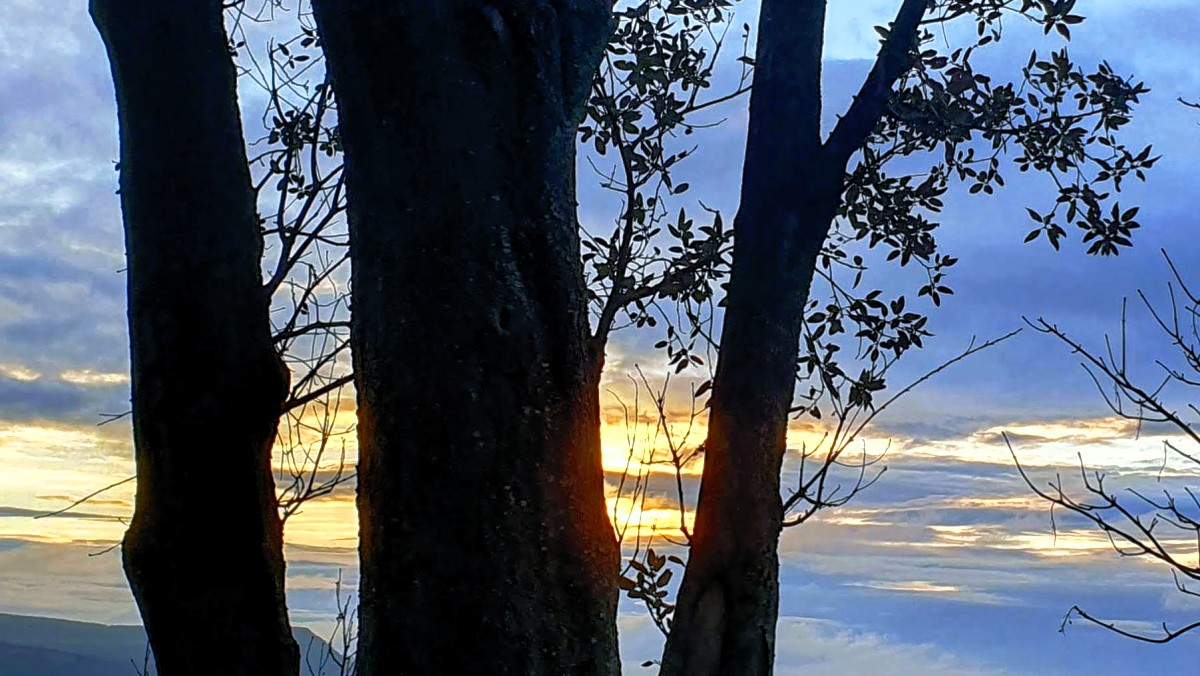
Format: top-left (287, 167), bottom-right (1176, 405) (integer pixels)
top-left (825, 0), bottom-right (929, 164)
top-left (35, 475), bottom-right (135, 519)
top-left (1065, 605), bottom-right (1200, 644)
top-left (273, 320), bottom-right (352, 345)
top-left (284, 373), bottom-right (353, 412)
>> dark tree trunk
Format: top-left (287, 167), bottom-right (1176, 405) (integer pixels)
top-left (92, 2), bottom-right (298, 674)
top-left (309, 2), bottom-right (619, 674)
top-left (661, 0), bottom-right (926, 673)
top-left (659, 178), bottom-right (841, 674)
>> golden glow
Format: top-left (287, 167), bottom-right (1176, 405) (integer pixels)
top-left (59, 369), bottom-right (129, 386)
top-left (606, 494), bottom-right (693, 544)
top-left (282, 493), bottom-right (358, 549)
top-left (999, 531), bottom-right (1115, 558)
top-left (5, 404), bottom-right (1195, 571)
top-left (825, 515), bottom-right (895, 527)
top-left (998, 418), bottom-right (1139, 441)
top-left (858, 580), bottom-right (961, 594)
top-left (0, 424), bottom-right (130, 500)
top-left (941, 495), bottom-right (1049, 511)
top-left (599, 415), bottom-right (705, 477)
top-left (596, 392), bottom-right (841, 478)
top-left (0, 422), bottom-right (132, 544)
top-left (0, 363), bottom-right (40, 382)
top-left (926, 525), bottom-right (990, 546)
top-left (272, 398), bottom-right (359, 474)
top-left (901, 415), bottom-right (1190, 469)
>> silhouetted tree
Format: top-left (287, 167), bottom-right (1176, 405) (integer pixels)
top-left (91, 0), bottom-right (298, 673)
top-left (309, 2), bottom-right (621, 673)
top-left (1016, 251), bottom-right (1200, 644)
top-left (86, 1), bottom-right (1156, 672)
top-left (663, 1), bottom-right (1153, 673)
top-left (588, 6), bottom-right (1013, 655)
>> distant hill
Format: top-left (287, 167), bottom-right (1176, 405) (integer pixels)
top-left (0, 614), bottom-right (335, 676)
top-left (0, 641), bottom-right (129, 676)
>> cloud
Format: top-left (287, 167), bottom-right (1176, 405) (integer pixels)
top-left (0, 364), bottom-right (39, 382)
top-left (846, 580), bottom-right (1014, 606)
top-left (772, 617), bottom-right (1008, 676)
top-left (0, 1), bottom-right (129, 422)
top-left (58, 370), bottom-right (127, 387)
top-left (0, 540), bottom-right (136, 626)
top-left (618, 614), bottom-right (1008, 675)
top-left (0, 507), bottom-right (116, 522)
top-left (0, 378), bottom-right (86, 420)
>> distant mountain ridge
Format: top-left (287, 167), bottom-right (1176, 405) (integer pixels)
top-left (0, 613), bottom-right (334, 676)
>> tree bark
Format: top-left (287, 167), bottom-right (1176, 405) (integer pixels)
top-left (661, 0), bottom-right (927, 673)
top-left (309, 2), bottom-right (619, 673)
top-left (91, 2), bottom-right (298, 674)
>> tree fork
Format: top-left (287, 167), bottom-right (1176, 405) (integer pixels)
top-left (661, 0), bottom-right (927, 672)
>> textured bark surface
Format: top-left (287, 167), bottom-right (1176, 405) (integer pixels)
top-left (92, 2), bottom-right (298, 674)
top-left (661, 0), bottom-right (925, 673)
top-left (310, 2), bottom-right (619, 674)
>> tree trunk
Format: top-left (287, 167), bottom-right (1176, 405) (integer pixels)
top-left (309, 2), bottom-right (619, 673)
top-left (91, 2), bottom-right (298, 674)
top-left (660, 0), bottom-right (927, 672)
top-left (658, 170), bottom-right (842, 675)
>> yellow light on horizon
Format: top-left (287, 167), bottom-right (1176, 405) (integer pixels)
top-left (606, 495), bottom-right (693, 545)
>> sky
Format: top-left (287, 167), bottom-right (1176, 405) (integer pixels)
top-left (3, 0), bottom-right (1200, 673)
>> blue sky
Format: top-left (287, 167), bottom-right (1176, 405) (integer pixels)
top-left (3, 0), bottom-right (1200, 673)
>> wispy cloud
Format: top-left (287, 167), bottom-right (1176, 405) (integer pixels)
top-left (618, 614), bottom-right (1010, 675)
top-left (58, 369), bottom-right (127, 387)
